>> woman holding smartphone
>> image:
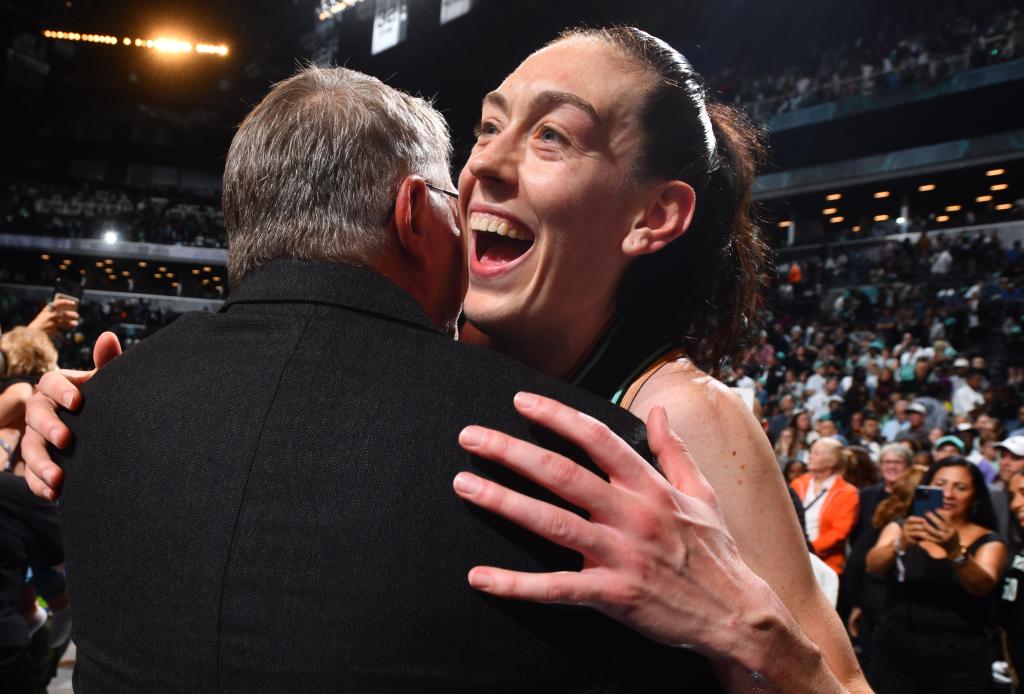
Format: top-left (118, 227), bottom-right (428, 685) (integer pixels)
top-left (866, 457), bottom-right (1005, 692)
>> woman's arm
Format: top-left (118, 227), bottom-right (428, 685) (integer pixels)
top-left (630, 367), bottom-right (870, 693)
top-left (955, 540), bottom-right (1006, 596)
top-left (865, 522), bottom-right (904, 575)
top-left (0, 382), bottom-right (34, 430)
top-left (915, 512), bottom-right (1007, 597)
top-left (455, 394), bottom-right (844, 693)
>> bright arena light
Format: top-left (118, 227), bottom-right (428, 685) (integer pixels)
top-left (42, 29), bottom-right (228, 57)
top-left (153, 38), bottom-right (192, 53)
top-left (103, 230), bottom-right (119, 244)
top-left (196, 43), bottom-right (230, 56)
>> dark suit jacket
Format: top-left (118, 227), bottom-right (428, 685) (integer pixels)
top-left (57, 260), bottom-right (718, 693)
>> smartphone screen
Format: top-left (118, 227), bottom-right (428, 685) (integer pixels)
top-left (52, 277), bottom-right (84, 306)
top-left (912, 485), bottom-right (944, 519)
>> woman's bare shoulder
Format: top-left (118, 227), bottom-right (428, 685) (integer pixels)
top-left (627, 357), bottom-right (776, 490)
top-left (630, 358), bottom-right (748, 426)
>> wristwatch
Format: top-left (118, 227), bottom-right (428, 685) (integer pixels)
top-left (951, 544), bottom-right (968, 567)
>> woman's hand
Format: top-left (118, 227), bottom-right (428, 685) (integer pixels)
top-left (904, 512), bottom-right (960, 554)
top-left (902, 517), bottom-right (930, 547)
top-left (924, 510), bottom-right (961, 555)
top-left (22, 332), bottom-right (122, 500)
top-left (452, 392), bottom-right (840, 693)
top-left (27, 298), bottom-right (80, 336)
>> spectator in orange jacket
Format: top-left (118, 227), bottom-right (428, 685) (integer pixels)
top-left (788, 261), bottom-right (803, 285)
top-left (791, 437), bottom-right (860, 574)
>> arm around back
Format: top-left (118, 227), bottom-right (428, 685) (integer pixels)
top-left (630, 363), bottom-right (869, 693)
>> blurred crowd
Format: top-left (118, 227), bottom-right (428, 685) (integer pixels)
top-left (711, 1), bottom-right (1022, 119)
top-left (0, 181), bottom-right (226, 248)
top-left (0, 294), bottom-right (181, 370)
top-left (717, 228), bottom-right (1024, 687)
top-left (778, 228), bottom-right (1024, 291)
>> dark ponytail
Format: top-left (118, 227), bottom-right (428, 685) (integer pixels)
top-left (552, 27), bottom-right (769, 374)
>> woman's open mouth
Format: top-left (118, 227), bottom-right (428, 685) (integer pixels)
top-left (469, 211), bottom-right (535, 277)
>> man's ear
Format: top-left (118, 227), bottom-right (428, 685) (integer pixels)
top-left (621, 180), bottom-right (695, 257)
top-left (391, 175), bottom-right (431, 258)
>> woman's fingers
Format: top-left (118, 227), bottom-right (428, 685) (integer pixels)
top-left (511, 392), bottom-right (661, 492)
top-left (25, 393), bottom-right (72, 447)
top-left (36, 370), bottom-right (90, 410)
top-left (93, 331), bottom-right (123, 369)
top-left (466, 565), bottom-right (598, 606)
top-left (458, 425), bottom-right (618, 518)
top-left (453, 471), bottom-right (611, 560)
top-left (924, 511), bottom-right (945, 531)
top-left (645, 406), bottom-right (713, 499)
top-left (22, 428), bottom-right (63, 500)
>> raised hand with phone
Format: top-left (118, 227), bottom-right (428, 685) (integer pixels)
top-left (867, 459), bottom-right (1005, 594)
top-left (863, 457), bottom-right (1007, 689)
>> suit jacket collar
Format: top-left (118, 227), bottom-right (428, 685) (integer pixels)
top-left (221, 259), bottom-right (444, 336)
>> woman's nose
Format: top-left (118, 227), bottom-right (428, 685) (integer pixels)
top-left (467, 132), bottom-right (519, 192)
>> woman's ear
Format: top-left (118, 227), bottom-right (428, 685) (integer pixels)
top-left (621, 180), bottom-right (695, 257)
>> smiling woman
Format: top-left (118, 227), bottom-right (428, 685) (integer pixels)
top-left (459, 27), bottom-right (766, 380)
top-left (453, 25), bottom-right (869, 692)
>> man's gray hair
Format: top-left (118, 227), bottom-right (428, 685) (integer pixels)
top-left (223, 65), bottom-right (453, 286)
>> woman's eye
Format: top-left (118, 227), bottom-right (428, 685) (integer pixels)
top-left (537, 126), bottom-right (564, 144)
top-left (473, 121), bottom-right (498, 139)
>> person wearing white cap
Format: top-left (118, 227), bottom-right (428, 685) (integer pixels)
top-left (950, 357), bottom-right (971, 394)
top-left (905, 402), bottom-right (930, 447)
top-left (952, 370), bottom-right (986, 418)
top-left (881, 399), bottom-right (910, 443)
top-left (997, 437), bottom-right (1024, 478)
top-left (990, 436), bottom-right (1024, 540)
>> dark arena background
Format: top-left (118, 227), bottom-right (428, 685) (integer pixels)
top-left (2, 0), bottom-right (1023, 691)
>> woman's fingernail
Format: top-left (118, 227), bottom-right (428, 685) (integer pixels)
top-left (514, 392), bottom-right (537, 410)
top-left (453, 473), bottom-right (481, 495)
top-left (459, 427), bottom-right (484, 448)
top-left (62, 393), bottom-right (74, 409)
top-left (469, 570), bottom-right (492, 589)
top-left (50, 428), bottom-right (63, 444)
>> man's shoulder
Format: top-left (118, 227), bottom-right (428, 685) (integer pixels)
top-left (442, 339), bottom-right (646, 436)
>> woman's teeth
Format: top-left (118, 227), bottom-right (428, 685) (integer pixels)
top-left (469, 212), bottom-right (533, 241)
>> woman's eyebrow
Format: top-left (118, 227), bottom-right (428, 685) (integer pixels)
top-left (529, 90), bottom-right (601, 126)
top-left (482, 91), bottom-right (508, 112)
top-left (482, 89), bottom-right (601, 127)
